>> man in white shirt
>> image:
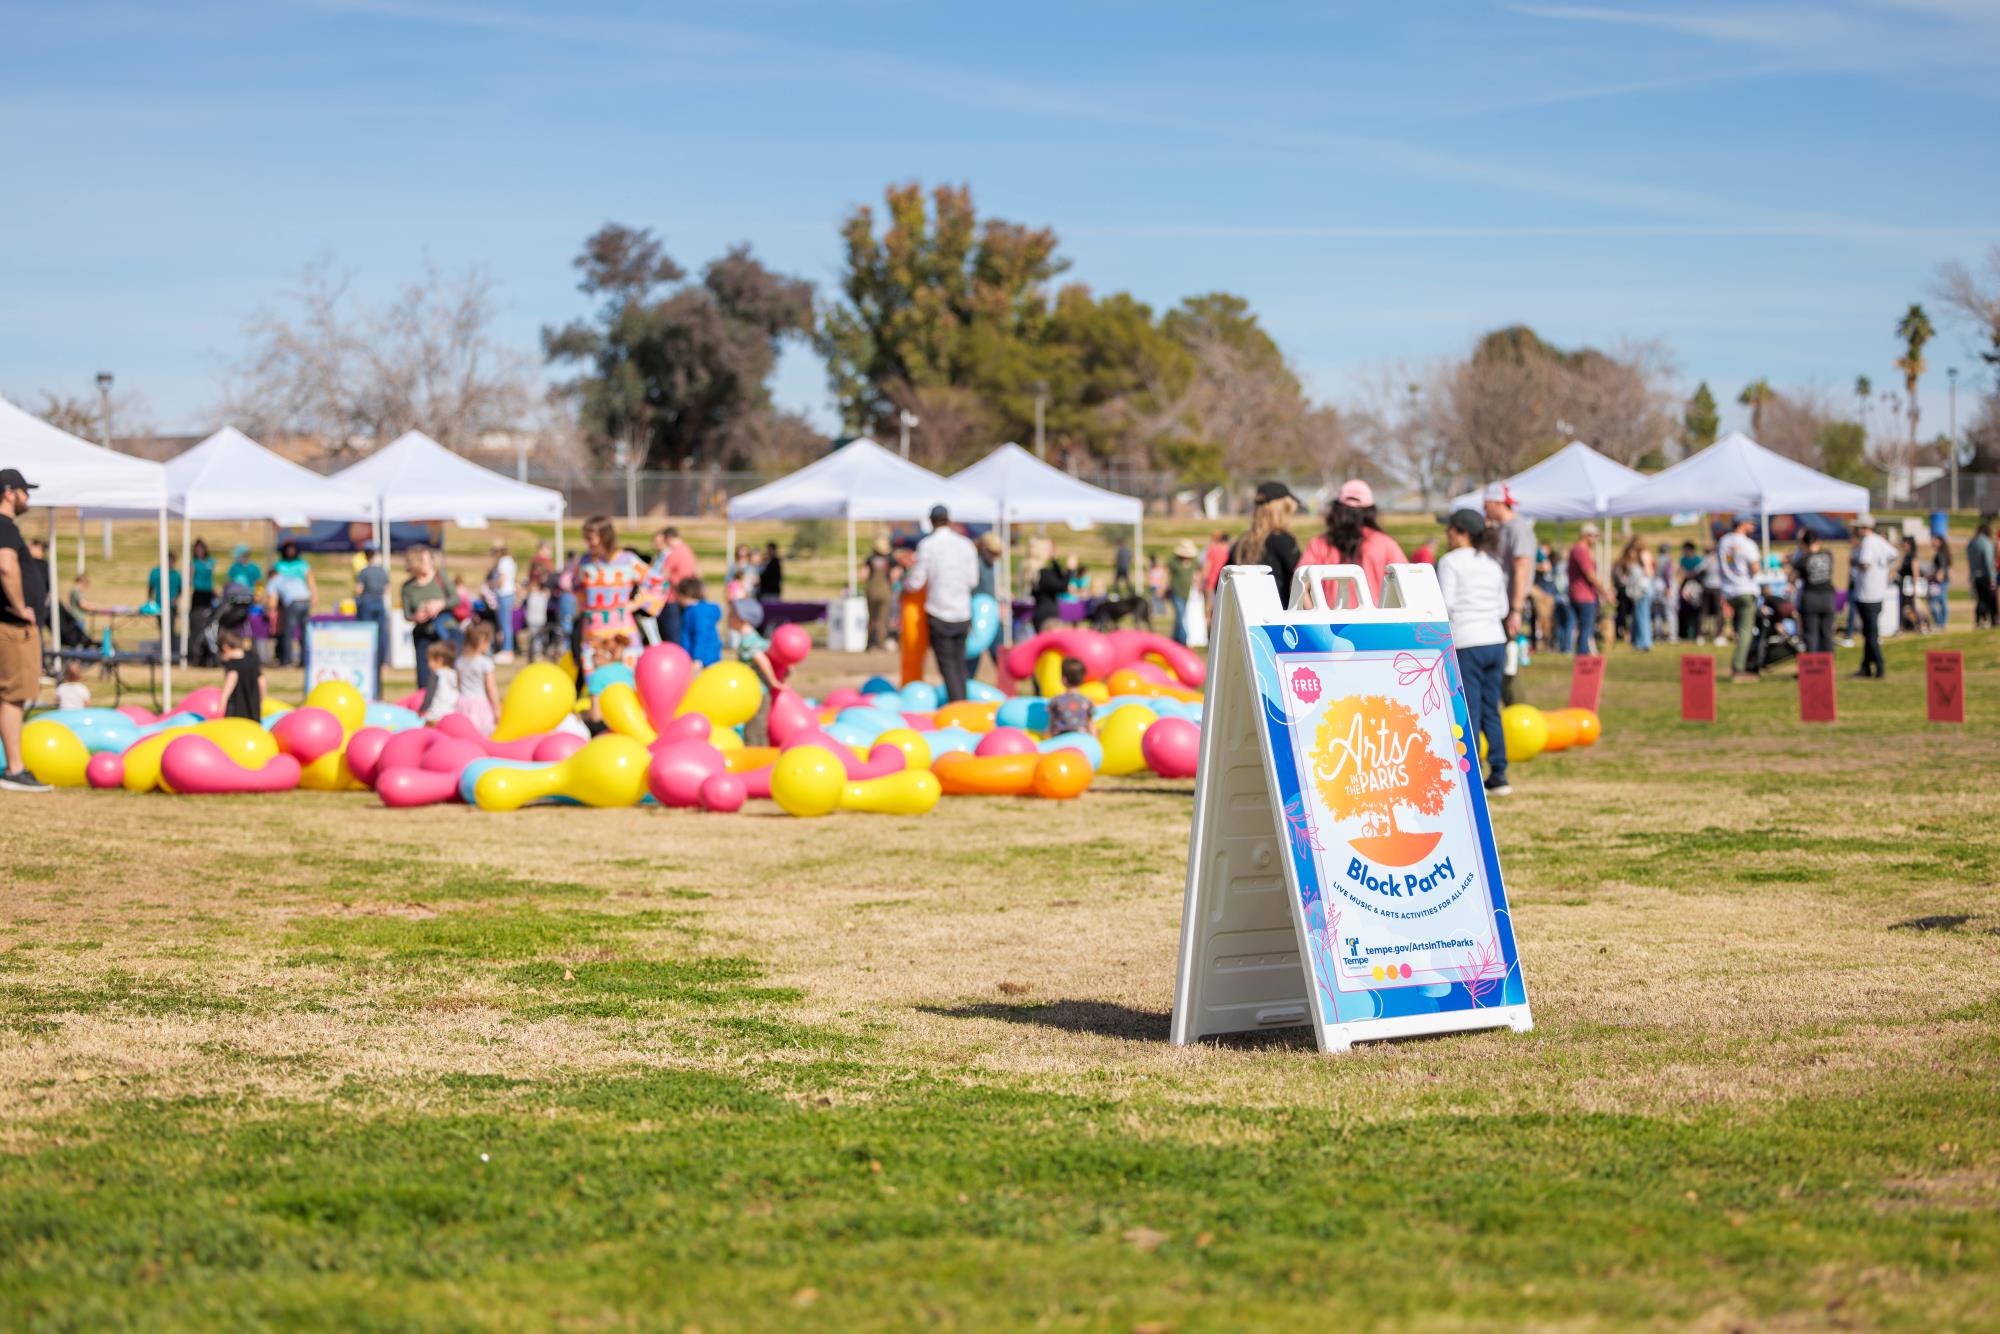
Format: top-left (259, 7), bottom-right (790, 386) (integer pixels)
top-left (1849, 514), bottom-right (1897, 679)
top-left (905, 504), bottom-right (982, 702)
top-left (488, 540), bottom-right (519, 662)
top-left (1437, 508), bottom-right (1512, 796)
top-left (1717, 515), bottom-right (1763, 681)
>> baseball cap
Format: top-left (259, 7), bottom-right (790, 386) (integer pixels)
top-left (1253, 481), bottom-right (1297, 506)
top-left (1854, 513), bottom-right (1875, 528)
top-left (1579, 521), bottom-right (1600, 536)
top-left (1447, 507), bottom-right (1486, 538)
top-left (0, 468), bottom-right (37, 492)
top-left (1482, 482), bottom-right (1515, 507)
top-left (1336, 479), bottom-right (1374, 508)
top-left (730, 597), bottom-right (765, 628)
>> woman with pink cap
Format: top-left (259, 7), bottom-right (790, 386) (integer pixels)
top-left (1301, 479), bottom-right (1407, 605)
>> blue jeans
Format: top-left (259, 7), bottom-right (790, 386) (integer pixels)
top-left (497, 593), bottom-right (515, 653)
top-left (1630, 593), bottom-right (1653, 650)
top-left (1929, 583), bottom-right (1948, 627)
top-left (1571, 598), bottom-right (1599, 654)
top-left (1169, 594), bottom-right (1188, 645)
top-left (1552, 597), bottom-right (1573, 652)
top-left (1456, 642), bottom-right (1508, 785)
top-left (556, 591), bottom-right (578, 639)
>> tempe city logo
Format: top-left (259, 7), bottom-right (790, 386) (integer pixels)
top-left (1311, 693), bottom-right (1453, 868)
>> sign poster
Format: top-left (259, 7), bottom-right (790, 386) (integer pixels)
top-left (1172, 564), bottom-right (1531, 1054)
top-left (1796, 652), bottom-right (1836, 722)
top-left (1567, 654), bottom-right (1605, 712)
top-left (1680, 654), bottom-right (1716, 722)
top-left (305, 619), bottom-right (380, 701)
top-left (1927, 651), bottom-right (1965, 724)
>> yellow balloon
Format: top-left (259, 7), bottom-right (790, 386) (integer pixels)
top-left (596, 681), bottom-right (657, 743)
top-left (121, 725), bottom-right (201, 792)
top-left (1099, 704), bottom-right (1159, 776)
top-left (199, 718), bottom-right (281, 769)
top-left (299, 748), bottom-right (363, 791)
top-left (673, 661), bottom-right (762, 730)
top-left (1034, 649), bottom-right (1066, 698)
top-left (874, 727), bottom-right (931, 771)
top-left (841, 768), bottom-right (941, 815)
top-left (1501, 705), bottom-right (1547, 762)
top-left (1078, 681), bottom-right (1111, 704)
top-left (260, 698), bottom-right (293, 719)
top-left (770, 745), bottom-right (846, 818)
top-left (22, 719), bottom-right (91, 787)
top-left (305, 680), bottom-right (367, 732)
top-left (493, 662), bottom-right (579, 741)
top-left (472, 734), bottom-right (650, 812)
top-left (710, 727), bottom-right (744, 752)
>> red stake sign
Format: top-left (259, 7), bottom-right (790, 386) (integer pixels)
top-left (1927, 651), bottom-right (1965, 723)
top-left (1680, 654), bottom-right (1716, 723)
top-left (1568, 654), bottom-right (1605, 713)
top-left (1797, 652), bottom-right (1835, 722)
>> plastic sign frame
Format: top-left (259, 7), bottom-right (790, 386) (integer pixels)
top-left (1171, 563), bottom-right (1532, 1053)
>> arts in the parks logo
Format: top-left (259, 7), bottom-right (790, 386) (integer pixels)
top-left (1311, 691), bottom-right (1453, 868)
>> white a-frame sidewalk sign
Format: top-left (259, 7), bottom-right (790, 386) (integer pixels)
top-left (1171, 564), bottom-right (1532, 1052)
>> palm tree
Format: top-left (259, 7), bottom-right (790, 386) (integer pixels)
top-left (1738, 378), bottom-right (1773, 436)
top-left (1895, 304), bottom-right (1934, 501)
top-left (1853, 374), bottom-right (1870, 435)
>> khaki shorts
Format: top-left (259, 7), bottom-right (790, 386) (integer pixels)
top-left (0, 622), bottom-right (40, 705)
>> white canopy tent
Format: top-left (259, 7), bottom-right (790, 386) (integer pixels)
top-left (951, 442), bottom-right (1146, 636)
top-left (1601, 431), bottom-right (1870, 558)
top-left (0, 395), bottom-right (175, 704)
top-left (332, 429), bottom-right (567, 568)
top-left (86, 426), bottom-right (378, 650)
top-left (1450, 440), bottom-right (1646, 521)
top-left (725, 438), bottom-right (999, 596)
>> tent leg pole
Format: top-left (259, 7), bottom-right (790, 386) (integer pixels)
top-left (158, 505), bottom-right (172, 710)
top-left (75, 512), bottom-right (84, 574)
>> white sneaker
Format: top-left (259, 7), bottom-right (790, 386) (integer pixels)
top-left (496, 651), bottom-right (516, 664)
top-left (0, 770), bottom-right (53, 793)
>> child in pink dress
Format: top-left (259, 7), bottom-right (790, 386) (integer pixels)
top-left (452, 620), bottom-right (501, 733)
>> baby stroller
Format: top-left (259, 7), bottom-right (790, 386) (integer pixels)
top-left (202, 583), bottom-right (259, 663)
top-left (1746, 591), bottom-right (1803, 674)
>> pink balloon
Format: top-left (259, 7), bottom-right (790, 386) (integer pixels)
top-left (376, 765), bottom-right (463, 808)
top-left (86, 752), bottom-right (126, 788)
top-left (1140, 715), bottom-right (1201, 779)
top-left (976, 727), bottom-right (1037, 758)
top-left (394, 689), bottom-right (425, 712)
top-left (822, 687), bottom-right (869, 711)
top-left (419, 737), bottom-right (486, 775)
top-left (900, 712), bottom-right (936, 730)
top-left (697, 771), bottom-right (747, 812)
top-left (345, 726), bottom-right (392, 786)
top-left (272, 706), bottom-right (345, 764)
top-left (116, 705), bottom-right (157, 724)
top-left (435, 714), bottom-right (540, 759)
top-left (652, 713), bottom-right (712, 747)
top-left (160, 735), bottom-right (302, 794)
top-left (1001, 629), bottom-right (1116, 684)
top-left (532, 732), bottom-right (588, 763)
top-left (848, 743), bottom-right (907, 780)
top-left (646, 740), bottom-right (726, 807)
top-left (1123, 660), bottom-right (1176, 687)
top-left (1105, 629), bottom-right (1205, 688)
top-left (768, 622), bottom-right (812, 668)
top-left (375, 727), bottom-right (440, 775)
top-left (738, 764), bottom-right (775, 799)
top-left (178, 685), bottom-right (225, 719)
top-left (767, 687), bottom-right (813, 746)
top-left (635, 642), bottom-right (697, 727)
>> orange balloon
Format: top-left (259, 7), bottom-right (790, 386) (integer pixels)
top-left (1541, 708), bottom-right (1580, 753)
top-left (934, 700), bottom-right (999, 732)
top-left (1572, 709), bottom-right (1601, 747)
top-left (933, 751), bottom-right (1038, 796)
top-left (1031, 749), bottom-right (1093, 799)
top-left (725, 746), bottom-right (781, 772)
top-left (899, 589), bottom-right (928, 686)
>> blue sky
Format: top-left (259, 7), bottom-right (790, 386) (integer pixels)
top-left (4, 0), bottom-right (1996, 442)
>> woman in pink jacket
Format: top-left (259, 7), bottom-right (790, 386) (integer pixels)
top-left (1300, 480), bottom-right (1407, 607)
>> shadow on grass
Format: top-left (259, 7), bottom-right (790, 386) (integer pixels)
top-left (919, 998), bottom-right (1316, 1050)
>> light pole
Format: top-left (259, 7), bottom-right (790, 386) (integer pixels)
top-left (1033, 381), bottom-right (1048, 460)
top-left (1948, 367), bottom-right (1959, 512)
top-left (96, 372), bottom-right (114, 561)
top-left (898, 408), bottom-right (919, 460)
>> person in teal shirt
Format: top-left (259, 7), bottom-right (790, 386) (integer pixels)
top-left (189, 538), bottom-right (215, 596)
top-left (188, 537), bottom-right (218, 666)
top-left (224, 544), bottom-right (261, 592)
top-left (145, 552), bottom-right (183, 607)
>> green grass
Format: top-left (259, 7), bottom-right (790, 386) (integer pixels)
top-left (1, 621), bottom-right (1997, 1328)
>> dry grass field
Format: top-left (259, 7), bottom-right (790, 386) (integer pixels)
top-left (3, 516), bottom-right (1997, 1329)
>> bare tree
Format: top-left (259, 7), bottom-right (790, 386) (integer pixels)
top-left (1555, 341), bottom-right (1677, 466)
top-left (220, 258), bottom-right (536, 462)
top-left (1758, 386), bottom-right (1837, 465)
top-left (1935, 246), bottom-right (2000, 376)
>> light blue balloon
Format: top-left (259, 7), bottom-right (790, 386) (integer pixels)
top-left (835, 706), bottom-right (904, 740)
top-left (995, 697), bottom-right (1047, 732)
top-left (261, 707), bottom-right (292, 728)
top-left (896, 681), bottom-right (942, 713)
top-left (964, 592), bottom-right (1000, 660)
top-left (823, 721), bottom-right (875, 747)
top-left (137, 711), bottom-right (206, 737)
top-left (34, 709), bottom-right (139, 754)
top-left (364, 701), bottom-right (424, 732)
top-left (919, 726), bottom-right (980, 757)
top-left (965, 679), bottom-right (1005, 704)
top-left (1037, 731), bottom-right (1104, 770)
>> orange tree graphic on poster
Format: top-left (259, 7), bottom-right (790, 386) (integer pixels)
top-left (1311, 693), bottom-right (1452, 868)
